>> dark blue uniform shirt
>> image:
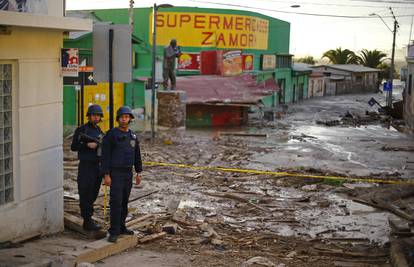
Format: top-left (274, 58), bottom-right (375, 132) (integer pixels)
top-left (71, 122), bottom-right (104, 162)
top-left (101, 127), bottom-right (143, 175)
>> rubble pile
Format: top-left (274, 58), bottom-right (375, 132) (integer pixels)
top-left (157, 91), bottom-right (186, 128)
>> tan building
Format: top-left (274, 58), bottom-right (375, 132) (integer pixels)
top-left (404, 44), bottom-right (414, 132)
top-left (312, 64), bottom-right (380, 95)
top-left (0, 2), bottom-right (91, 242)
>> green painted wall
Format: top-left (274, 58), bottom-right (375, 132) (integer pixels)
top-left (92, 7), bottom-right (290, 73)
top-left (124, 81), bottom-right (145, 108)
top-left (64, 7), bottom-right (297, 127)
top-left (63, 85), bottom-right (77, 126)
top-left (275, 68), bottom-right (293, 104)
top-left (292, 73), bottom-right (309, 102)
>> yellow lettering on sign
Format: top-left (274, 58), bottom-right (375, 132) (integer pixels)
top-left (150, 12), bottom-right (269, 50)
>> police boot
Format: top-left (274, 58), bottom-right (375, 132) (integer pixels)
top-left (83, 218), bottom-right (102, 231)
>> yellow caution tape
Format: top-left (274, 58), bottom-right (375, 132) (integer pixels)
top-left (143, 161), bottom-right (414, 185)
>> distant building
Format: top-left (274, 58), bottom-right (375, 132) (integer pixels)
top-left (404, 44), bottom-right (414, 131)
top-left (0, 1), bottom-right (91, 242)
top-left (312, 64), bottom-right (380, 95)
top-left (291, 63), bottom-right (312, 101)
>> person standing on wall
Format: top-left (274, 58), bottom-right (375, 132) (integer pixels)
top-left (163, 38), bottom-right (181, 90)
top-left (70, 104), bottom-right (105, 231)
top-left (101, 106), bottom-right (143, 243)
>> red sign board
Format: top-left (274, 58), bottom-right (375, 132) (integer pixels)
top-left (178, 53), bottom-right (200, 71)
top-left (242, 54), bottom-right (254, 71)
top-left (61, 48), bottom-right (79, 77)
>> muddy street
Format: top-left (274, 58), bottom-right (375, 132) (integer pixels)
top-left (49, 92), bottom-right (413, 266)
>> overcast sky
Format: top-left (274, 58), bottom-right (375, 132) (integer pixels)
top-left (66, 0), bottom-right (414, 59)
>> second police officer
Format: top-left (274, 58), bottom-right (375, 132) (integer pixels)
top-left (102, 106), bottom-right (142, 243)
top-left (70, 104), bottom-right (105, 231)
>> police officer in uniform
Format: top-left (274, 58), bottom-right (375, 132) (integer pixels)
top-left (102, 106), bottom-right (142, 243)
top-left (71, 104), bottom-right (105, 231)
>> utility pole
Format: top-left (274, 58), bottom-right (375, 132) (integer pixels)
top-left (388, 7), bottom-right (399, 108)
top-left (129, 0), bottom-right (134, 30)
top-left (150, 3), bottom-right (173, 140)
top-left (151, 3), bottom-right (157, 140)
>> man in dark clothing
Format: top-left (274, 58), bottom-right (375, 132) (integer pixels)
top-left (163, 38), bottom-right (181, 90)
top-left (71, 104), bottom-right (105, 231)
top-left (101, 106), bottom-right (142, 243)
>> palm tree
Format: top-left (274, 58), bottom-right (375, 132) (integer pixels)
top-left (357, 49), bottom-right (387, 68)
top-left (322, 47), bottom-right (359, 64)
top-left (295, 56), bottom-right (316, 65)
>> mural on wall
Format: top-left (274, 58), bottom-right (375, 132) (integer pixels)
top-left (0, 0), bottom-right (47, 14)
top-left (217, 50), bottom-right (242, 76)
top-left (178, 53), bottom-right (200, 71)
top-left (242, 54), bottom-right (254, 71)
top-left (152, 12), bottom-right (269, 50)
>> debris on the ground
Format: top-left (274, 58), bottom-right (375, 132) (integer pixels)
top-left (65, 235), bottom-right (138, 265)
top-left (241, 256), bottom-right (277, 267)
top-left (162, 222), bottom-right (178, 235)
top-left (138, 232), bottom-right (167, 244)
top-left (46, 93), bottom-right (414, 266)
top-left (64, 212), bottom-right (106, 240)
top-left (382, 145), bottom-right (414, 152)
top-left (219, 132), bottom-right (268, 138)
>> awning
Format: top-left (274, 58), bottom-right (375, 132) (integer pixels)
top-left (0, 11), bottom-right (92, 31)
top-left (177, 74), bottom-right (279, 105)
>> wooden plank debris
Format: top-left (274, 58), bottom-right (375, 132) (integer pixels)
top-left (389, 216), bottom-right (411, 233)
top-left (67, 235), bottom-right (138, 265)
top-left (64, 212), bottom-right (106, 239)
top-left (138, 232), bottom-right (167, 244)
top-left (129, 220), bottom-right (154, 230)
top-left (129, 189), bottom-right (159, 203)
top-left (125, 214), bottom-right (154, 227)
top-left (205, 192), bottom-right (269, 212)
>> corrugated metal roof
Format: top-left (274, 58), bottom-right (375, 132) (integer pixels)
top-left (177, 74), bottom-right (279, 104)
top-left (314, 64), bottom-right (380, 73)
top-left (292, 63), bottom-right (313, 72)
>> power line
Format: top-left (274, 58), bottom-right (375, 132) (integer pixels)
top-left (186, 0), bottom-right (414, 18)
top-left (347, 0), bottom-right (414, 4)
top-left (253, 0), bottom-right (414, 9)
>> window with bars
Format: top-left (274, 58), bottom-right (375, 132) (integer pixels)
top-left (276, 55), bottom-right (292, 69)
top-left (0, 64), bottom-right (13, 206)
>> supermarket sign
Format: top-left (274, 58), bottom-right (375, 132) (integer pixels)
top-left (152, 12), bottom-right (269, 50)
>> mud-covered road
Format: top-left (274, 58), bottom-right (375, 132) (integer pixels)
top-left (3, 91), bottom-right (410, 267)
top-left (58, 91), bottom-right (413, 266)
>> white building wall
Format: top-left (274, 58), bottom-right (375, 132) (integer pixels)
top-left (0, 27), bottom-right (64, 242)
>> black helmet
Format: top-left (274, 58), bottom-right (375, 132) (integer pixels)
top-left (116, 106), bottom-right (134, 120)
top-left (86, 104), bottom-right (104, 117)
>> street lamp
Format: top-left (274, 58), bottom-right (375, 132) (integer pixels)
top-left (370, 8), bottom-right (399, 108)
top-left (151, 3), bottom-right (174, 140)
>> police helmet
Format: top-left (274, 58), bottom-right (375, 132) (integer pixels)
top-left (86, 104), bottom-right (104, 117)
top-left (116, 106), bottom-right (134, 120)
